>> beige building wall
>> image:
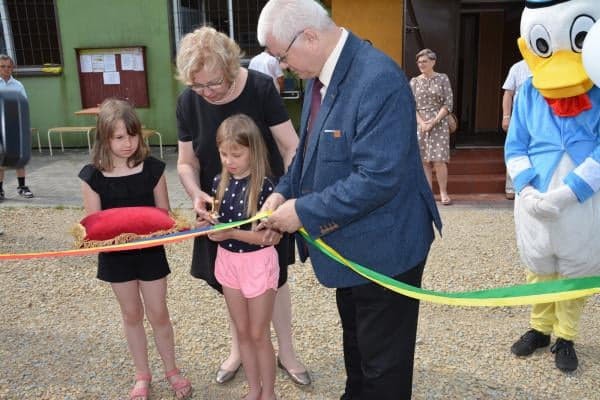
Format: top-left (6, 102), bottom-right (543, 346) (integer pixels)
top-left (331, 0), bottom-right (404, 66)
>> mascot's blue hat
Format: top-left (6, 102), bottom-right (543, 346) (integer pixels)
top-left (525, 0), bottom-right (571, 8)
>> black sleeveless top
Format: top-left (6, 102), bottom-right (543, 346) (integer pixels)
top-left (78, 157), bottom-right (165, 209)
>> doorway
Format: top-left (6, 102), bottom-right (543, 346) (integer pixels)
top-left (455, 1), bottom-right (524, 147)
top-left (404, 0), bottom-right (524, 147)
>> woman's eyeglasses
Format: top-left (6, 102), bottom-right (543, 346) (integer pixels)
top-left (189, 77), bottom-right (225, 91)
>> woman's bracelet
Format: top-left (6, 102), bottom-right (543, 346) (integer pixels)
top-left (502, 115), bottom-right (511, 120)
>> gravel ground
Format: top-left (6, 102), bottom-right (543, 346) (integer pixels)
top-left (1, 206), bottom-right (599, 400)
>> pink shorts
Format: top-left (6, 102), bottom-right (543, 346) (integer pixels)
top-left (215, 246), bottom-right (279, 298)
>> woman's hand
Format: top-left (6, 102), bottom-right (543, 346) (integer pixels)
top-left (420, 119), bottom-right (434, 133)
top-left (193, 192), bottom-right (218, 226)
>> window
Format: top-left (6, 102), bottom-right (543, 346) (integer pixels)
top-left (172, 0), bottom-right (267, 59)
top-left (0, 0), bottom-right (62, 72)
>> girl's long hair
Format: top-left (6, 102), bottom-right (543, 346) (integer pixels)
top-left (215, 114), bottom-right (271, 219)
top-left (92, 98), bottom-right (148, 171)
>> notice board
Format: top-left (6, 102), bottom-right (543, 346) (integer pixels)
top-left (76, 46), bottom-right (149, 108)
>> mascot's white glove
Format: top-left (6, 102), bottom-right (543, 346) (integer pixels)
top-left (538, 185), bottom-right (578, 218)
top-left (519, 186), bottom-right (560, 220)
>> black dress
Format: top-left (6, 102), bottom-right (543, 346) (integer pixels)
top-left (176, 69), bottom-right (294, 292)
top-left (78, 156), bottom-right (170, 283)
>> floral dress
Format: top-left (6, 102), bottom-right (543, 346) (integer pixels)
top-left (410, 73), bottom-right (453, 162)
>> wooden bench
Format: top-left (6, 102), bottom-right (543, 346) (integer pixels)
top-left (142, 128), bottom-right (163, 159)
top-left (47, 126), bottom-right (95, 156)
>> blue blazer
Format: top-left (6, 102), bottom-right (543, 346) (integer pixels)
top-left (277, 32), bottom-right (442, 288)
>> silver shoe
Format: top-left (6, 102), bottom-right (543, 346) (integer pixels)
top-left (277, 358), bottom-right (311, 386)
top-left (215, 364), bottom-right (240, 384)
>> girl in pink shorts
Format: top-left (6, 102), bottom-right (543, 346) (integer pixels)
top-left (206, 114), bottom-right (281, 400)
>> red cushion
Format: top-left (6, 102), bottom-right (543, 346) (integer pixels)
top-left (80, 206), bottom-right (175, 241)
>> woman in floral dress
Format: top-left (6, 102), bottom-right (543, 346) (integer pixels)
top-left (410, 48), bottom-right (454, 205)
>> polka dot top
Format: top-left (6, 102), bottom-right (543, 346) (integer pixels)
top-left (211, 174), bottom-right (275, 253)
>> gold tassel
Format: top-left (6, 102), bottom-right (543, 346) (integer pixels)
top-left (70, 223), bottom-right (87, 249)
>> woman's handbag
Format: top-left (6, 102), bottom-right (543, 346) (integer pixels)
top-left (447, 112), bottom-right (458, 134)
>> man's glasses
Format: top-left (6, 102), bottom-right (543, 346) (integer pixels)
top-left (274, 31), bottom-right (303, 64)
top-left (189, 76), bottom-right (224, 91)
top-left (0, 65), bottom-right (13, 69)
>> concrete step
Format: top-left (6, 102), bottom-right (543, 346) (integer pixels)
top-left (430, 148), bottom-right (507, 195)
top-left (448, 158), bottom-right (506, 175)
top-left (433, 173), bottom-right (506, 194)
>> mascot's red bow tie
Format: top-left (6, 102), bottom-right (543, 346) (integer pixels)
top-left (545, 93), bottom-right (592, 117)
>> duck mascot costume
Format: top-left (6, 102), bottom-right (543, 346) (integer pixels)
top-left (505, 0), bottom-right (600, 373)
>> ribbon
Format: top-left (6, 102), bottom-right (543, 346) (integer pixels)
top-left (298, 228), bottom-right (600, 306)
top-left (0, 212), bottom-right (269, 260)
top-left (2, 212), bottom-right (599, 306)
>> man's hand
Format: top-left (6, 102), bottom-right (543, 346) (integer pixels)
top-left (501, 117), bottom-right (510, 132)
top-left (261, 192), bottom-right (286, 212)
top-left (256, 192), bottom-right (286, 232)
top-left (262, 199), bottom-right (301, 233)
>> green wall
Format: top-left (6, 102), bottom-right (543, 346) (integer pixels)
top-left (16, 1), bottom-right (301, 149)
top-left (18, 0), bottom-right (180, 148)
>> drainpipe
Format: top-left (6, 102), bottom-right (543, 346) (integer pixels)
top-left (172, 0), bottom-right (181, 50)
top-left (227, 0), bottom-right (234, 39)
top-left (0, 0), bottom-right (15, 59)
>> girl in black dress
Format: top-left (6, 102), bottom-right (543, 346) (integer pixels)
top-left (78, 99), bottom-right (192, 400)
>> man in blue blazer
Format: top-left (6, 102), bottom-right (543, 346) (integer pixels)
top-left (258, 1), bottom-right (442, 398)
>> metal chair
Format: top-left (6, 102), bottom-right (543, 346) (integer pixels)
top-left (142, 128), bottom-right (163, 159)
top-left (281, 77), bottom-right (303, 100)
top-left (47, 126), bottom-right (95, 156)
top-left (31, 128), bottom-right (41, 153)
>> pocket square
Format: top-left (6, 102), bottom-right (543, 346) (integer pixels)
top-left (324, 129), bottom-right (342, 138)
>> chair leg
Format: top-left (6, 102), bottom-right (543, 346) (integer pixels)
top-left (156, 131), bottom-right (163, 159)
top-left (47, 130), bottom-right (54, 157)
top-left (86, 129), bottom-right (92, 154)
top-left (32, 128), bottom-right (41, 153)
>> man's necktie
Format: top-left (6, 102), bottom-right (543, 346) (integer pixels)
top-left (305, 78), bottom-right (323, 151)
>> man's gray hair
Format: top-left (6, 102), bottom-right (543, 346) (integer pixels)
top-left (257, 0), bottom-right (333, 46)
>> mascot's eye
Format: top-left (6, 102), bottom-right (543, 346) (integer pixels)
top-left (570, 15), bottom-right (595, 52)
top-left (536, 39), bottom-right (549, 54)
top-left (529, 25), bottom-right (552, 57)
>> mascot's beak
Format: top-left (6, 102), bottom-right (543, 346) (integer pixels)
top-left (518, 37), bottom-right (593, 99)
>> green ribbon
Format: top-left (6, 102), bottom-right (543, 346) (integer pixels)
top-left (298, 228), bottom-right (600, 306)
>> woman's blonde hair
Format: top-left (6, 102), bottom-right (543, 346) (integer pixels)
top-left (214, 114), bottom-right (271, 220)
top-left (416, 48), bottom-right (437, 61)
top-left (176, 26), bottom-right (242, 86)
top-left (92, 98), bottom-right (148, 171)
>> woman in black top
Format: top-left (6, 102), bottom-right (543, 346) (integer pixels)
top-left (176, 26), bottom-right (310, 385)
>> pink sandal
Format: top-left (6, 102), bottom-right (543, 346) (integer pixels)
top-left (165, 368), bottom-right (192, 399)
top-left (129, 372), bottom-right (152, 400)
